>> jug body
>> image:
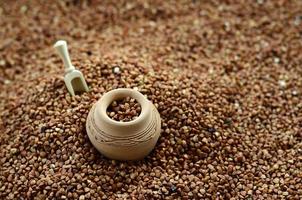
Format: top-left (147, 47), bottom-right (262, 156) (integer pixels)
top-left (86, 88), bottom-right (161, 160)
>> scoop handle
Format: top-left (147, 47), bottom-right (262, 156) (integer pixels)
top-left (54, 40), bottom-right (75, 73)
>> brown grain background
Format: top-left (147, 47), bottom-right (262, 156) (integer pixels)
top-left (0, 0), bottom-right (301, 199)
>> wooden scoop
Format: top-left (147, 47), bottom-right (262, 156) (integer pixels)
top-left (54, 40), bottom-right (89, 96)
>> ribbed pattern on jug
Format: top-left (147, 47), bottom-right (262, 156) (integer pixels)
top-left (87, 104), bottom-right (159, 147)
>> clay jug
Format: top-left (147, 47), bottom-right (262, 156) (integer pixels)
top-left (86, 88), bottom-right (161, 160)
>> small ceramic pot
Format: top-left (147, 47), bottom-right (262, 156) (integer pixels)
top-left (86, 88), bottom-right (161, 160)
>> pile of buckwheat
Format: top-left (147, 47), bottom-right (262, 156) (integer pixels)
top-left (0, 0), bottom-right (301, 199)
top-left (107, 97), bottom-right (141, 122)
